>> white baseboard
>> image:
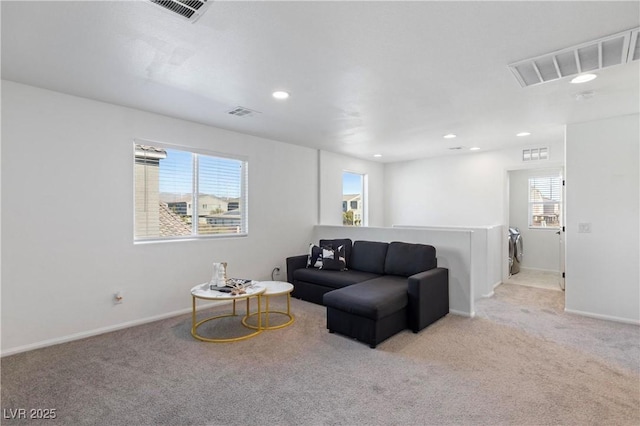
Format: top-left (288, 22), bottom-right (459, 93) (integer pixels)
top-left (4, 300), bottom-right (482, 357)
top-left (564, 308), bottom-right (640, 326)
top-left (450, 309), bottom-right (475, 318)
top-left (520, 267), bottom-right (561, 274)
top-left (1, 301), bottom-right (227, 358)
top-left (480, 281), bottom-right (503, 298)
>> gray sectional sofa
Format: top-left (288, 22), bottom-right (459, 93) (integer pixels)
top-left (286, 239), bottom-right (449, 348)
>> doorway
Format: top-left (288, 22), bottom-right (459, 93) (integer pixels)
top-left (506, 168), bottom-right (565, 292)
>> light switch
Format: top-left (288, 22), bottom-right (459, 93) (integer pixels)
top-left (578, 223), bottom-right (592, 233)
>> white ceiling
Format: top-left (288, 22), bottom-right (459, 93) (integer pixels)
top-left (2, 1), bottom-right (639, 162)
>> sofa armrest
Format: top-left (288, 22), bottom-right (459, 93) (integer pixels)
top-left (407, 267), bottom-right (449, 332)
top-left (286, 254), bottom-right (308, 284)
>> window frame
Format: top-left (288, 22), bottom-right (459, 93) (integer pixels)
top-left (527, 173), bottom-right (562, 230)
top-left (133, 140), bottom-right (248, 243)
top-left (342, 170), bottom-right (367, 227)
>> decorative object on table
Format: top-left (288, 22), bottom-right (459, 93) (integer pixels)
top-left (226, 278), bottom-right (252, 287)
top-left (229, 282), bottom-right (248, 296)
top-left (209, 262), bottom-right (228, 289)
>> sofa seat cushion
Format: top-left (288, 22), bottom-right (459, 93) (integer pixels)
top-left (293, 268), bottom-right (381, 289)
top-left (323, 276), bottom-right (408, 320)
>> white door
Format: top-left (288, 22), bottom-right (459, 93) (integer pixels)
top-left (558, 175), bottom-right (566, 290)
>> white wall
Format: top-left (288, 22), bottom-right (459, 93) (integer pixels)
top-left (1, 81), bottom-right (319, 354)
top-left (384, 144), bottom-right (564, 228)
top-left (565, 114), bottom-right (639, 324)
top-left (319, 150), bottom-right (385, 227)
top-left (384, 143), bottom-right (564, 284)
top-left (508, 168), bottom-right (562, 272)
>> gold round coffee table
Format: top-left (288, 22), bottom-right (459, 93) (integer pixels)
top-left (242, 281), bottom-right (294, 330)
top-left (190, 282), bottom-right (266, 343)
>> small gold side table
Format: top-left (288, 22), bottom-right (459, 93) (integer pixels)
top-left (190, 282), bottom-right (266, 343)
top-left (242, 281), bottom-right (294, 330)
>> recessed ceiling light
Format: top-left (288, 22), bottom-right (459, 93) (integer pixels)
top-left (570, 74), bottom-right (597, 84)
top-left (272, 91), bottom-right (290, 99)
top-left (516, 132), bottom-right (531, 137)
top-left (443, 134), bottom-right (457, 139)
top-left (470, 147), bottom-right (481, 151)
top-left (373, 154), bottom-right (382, 158)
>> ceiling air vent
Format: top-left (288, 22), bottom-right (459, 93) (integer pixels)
top-left (227, 106), bottom-right (261, 118)
top-left (509, 27), bottom-right (639, 87)
top-left (149, 0), bottom-right (211, 22)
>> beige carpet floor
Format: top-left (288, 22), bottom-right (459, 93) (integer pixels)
top-left (1, 283), bottom-right (638, 425)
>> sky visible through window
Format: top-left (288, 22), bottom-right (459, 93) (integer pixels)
top-left (159, 148), bottom-right (242, 198)
top-left (343, 172), bottom-right (362, 194)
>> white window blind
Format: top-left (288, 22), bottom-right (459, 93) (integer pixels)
top-left (134, 142), bottom-right (247, 241)
top-left (528, 174), bottom-right (562, 229)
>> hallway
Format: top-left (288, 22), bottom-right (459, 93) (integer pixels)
top-left (505, 268), bottom-right (563, 292)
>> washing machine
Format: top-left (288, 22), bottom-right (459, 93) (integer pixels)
top-left (508, 227), bottom-right (523, 275)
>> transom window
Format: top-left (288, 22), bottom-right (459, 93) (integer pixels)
top-left (134, 142), bottom-right (248, 241)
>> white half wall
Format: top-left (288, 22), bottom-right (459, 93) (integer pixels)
top-left (565, 114), bottom-right (640, 324)
top-left (394, 225), bottom-right (504, 302)
top-left (318, 150), bottom-right (385, 227)
top-left (1, 81), bottom-right (319, 355)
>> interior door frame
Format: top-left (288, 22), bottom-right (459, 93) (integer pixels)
top-left (503, 165), bottom-right (566, 289)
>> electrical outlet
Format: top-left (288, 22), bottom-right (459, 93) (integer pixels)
top-left (578, 223), bottom-right (592, 233)
top-left (271, 266), bottom-right (281, 280)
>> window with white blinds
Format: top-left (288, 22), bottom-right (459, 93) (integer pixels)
top-left (134, 142), bottom-right (247, 241)
top-left (528, 174), bottom-right (562, 229)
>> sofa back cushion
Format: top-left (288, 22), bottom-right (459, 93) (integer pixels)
top-left (350, 240), bottom-right (389, 274)
top-left (319, 239), bottom-right (353, 267)
top-left (384, 242), bottom-right (437, 277)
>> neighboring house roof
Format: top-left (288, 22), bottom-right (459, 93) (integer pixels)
top-left (343, 194), bottom-right (361, 202)
top-left (162, 194), bottom-right (233, 204)
top-left (159, 202), bottom-right (191, 237)
top-left (206, 210), bottom-right (241, 219)
top-left (134, 144), bottom-right (167, 159)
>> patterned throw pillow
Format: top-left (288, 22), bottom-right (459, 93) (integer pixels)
top-left (320, 245), bottom-right (347, 271)
top-left (307, 243), bottom-right (323, 268)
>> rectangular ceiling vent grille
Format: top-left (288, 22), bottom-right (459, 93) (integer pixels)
top-left (509, 27), bottom-right (639, 87)
top-left (227, 106), bottom-right (261, 118)
top-left (149, 0), bottom-right (211, 22)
